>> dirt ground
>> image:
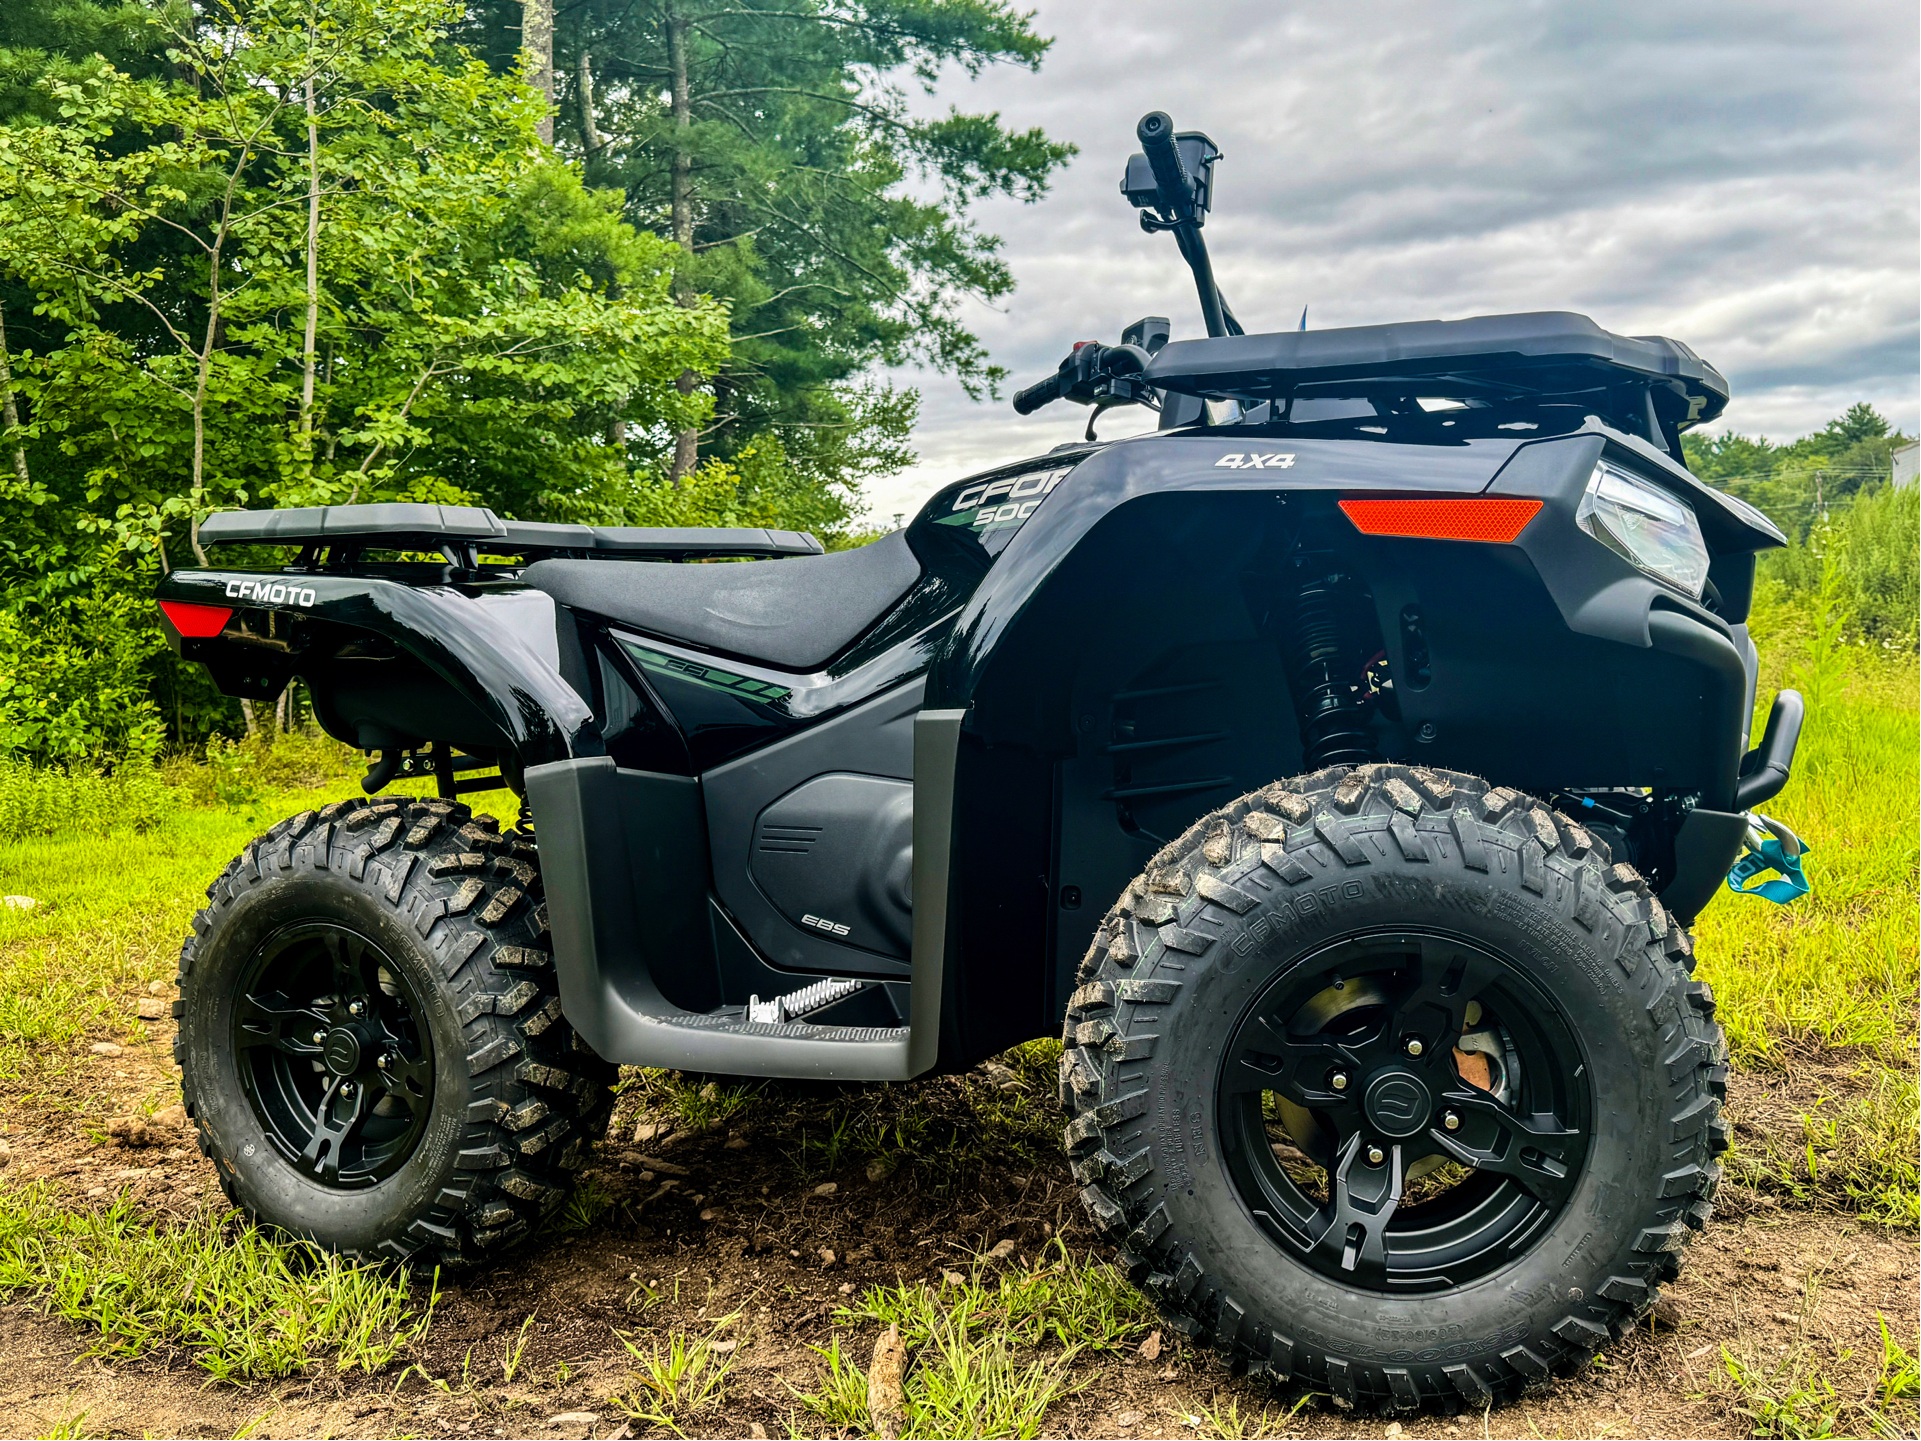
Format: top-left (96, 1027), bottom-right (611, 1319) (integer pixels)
top-left (0, 1018), bottom-right (1914, 1440)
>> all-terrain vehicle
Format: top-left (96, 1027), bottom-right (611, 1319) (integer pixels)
top-left (156, 111), bottom-right (1807, 1414)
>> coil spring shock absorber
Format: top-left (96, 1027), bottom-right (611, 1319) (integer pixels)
top-left (1285, 569), bottom-right (1381, 768)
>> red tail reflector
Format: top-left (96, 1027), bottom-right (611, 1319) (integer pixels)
top-left (158, 600), bottom-right (233, 637)
top-left (1339, 498), bottom-right (1542, 544)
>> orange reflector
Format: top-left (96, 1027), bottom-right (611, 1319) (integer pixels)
top-left (158, 600), bottom-right (233, 637)
top-left (1339, 497), bottom-right (1542, 543)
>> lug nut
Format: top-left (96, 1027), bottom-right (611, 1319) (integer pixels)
top-left (1330, 1072), bottom-right (1350, 1092)
top-left (1405, 1037), bottom-right (1425, 1058)
top-left (376, 1052), bottom-right (391, 1070)
top-left (1367, 1146), bottom-right (1386, 1166)
top-left (347, 999), bottom-right (365, 1017)
top-left (1443, 1110), bottom-right (1461, 1131)
top-left (339, 1081), bottom-right (356, 1098)
top-left (311, 1029), bottom-right (327, 1045)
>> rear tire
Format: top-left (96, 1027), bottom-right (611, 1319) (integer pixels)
top-left (1061, 763), bottom-right (1728, 1414)
top-left (174, 796), bottom-right (615, 1266)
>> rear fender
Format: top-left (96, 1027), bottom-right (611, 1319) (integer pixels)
top-left (156, 570), bottom-right (601, 766)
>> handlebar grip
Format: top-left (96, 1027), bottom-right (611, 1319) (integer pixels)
top-left (1136, 111), bottom-right (1193, 220)
top-left (1012, 370), bottom-right (1065, 415)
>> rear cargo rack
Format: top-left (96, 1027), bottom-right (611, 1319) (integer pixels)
top-left (198, 503), bottom-right (823, 562)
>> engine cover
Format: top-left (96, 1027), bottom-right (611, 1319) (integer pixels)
top-left (751, 773), bottom-right (913, 959)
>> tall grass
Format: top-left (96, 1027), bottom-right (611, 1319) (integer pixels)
top-left (0, 760), bottom-right (183, 843)
top-left (1695, 667), bottom-right (1919, 1058)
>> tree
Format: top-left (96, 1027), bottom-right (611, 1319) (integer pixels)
top-left (0, 0), bottom-right (730, 573)
top-left (1684, 403), bottom-right (1913, 540)
top-left (0, 0), bottom-right (732, 748)
top-left (535, 0), bottom-right (1073, 504)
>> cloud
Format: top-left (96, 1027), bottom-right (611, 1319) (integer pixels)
top-left (862, 0), bottom-right (1918, 522)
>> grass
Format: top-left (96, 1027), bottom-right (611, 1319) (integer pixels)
top-left (796, 1319), bottom-right (1085, 1440)
top-left (1694, 673), bottom-right (1919, 1059)
top-left (839, 1238), bottom-right (1153, 1353)
top-left (1721, 1314), bottom-right (1920, 1440)
top-left (0, 1181), bottom-right (436, 1382)
top-left (0, 626), bottom-right (1907, 1432)
top-left (784, 1242), bottom-right (1146, 1439)
top-left (0, 738), bottom-right (513, 1081)
top-left (1691, 640), bottom-right (1919, 1227)
top-left (1721, 1061), bottom-right (1920, 1226)
top-left (611, 1319), bottom-right (738, 1435)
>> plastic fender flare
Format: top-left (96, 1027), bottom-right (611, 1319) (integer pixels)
top-left (156, 570), bottom-right (602, 767)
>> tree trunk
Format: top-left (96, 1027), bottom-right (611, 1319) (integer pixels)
top-left (667, 9), bottom-right (699, 483)
top-left (523, 0), bottom-right (554, 145)
top-left (0, 301), bottom-right (28, 490)
top-left (299, 62), bottom-right (320, 471)
top-left (577, 48), bottom-right (604, 157)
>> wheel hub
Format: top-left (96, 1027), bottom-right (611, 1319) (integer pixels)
top-left (1362, 1069), bottom-right (1432, 1138)
top-left (321, 1025), bottom-right (367, 1077)
top-left (1217, 930), bottom-right (1592, 1292)
top-left (232, 922), bottom-right (436, 1188)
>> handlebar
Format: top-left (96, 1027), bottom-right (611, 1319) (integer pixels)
top-left (1012, 368), bottom-right (1066, 416)
top-left (1137, 111), bottom-right (1196, 223)
top-left (1011, 342), bottom-right (1155, 416)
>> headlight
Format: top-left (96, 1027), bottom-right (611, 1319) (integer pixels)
top-left (1576, 459), bottom-right (1710, 599)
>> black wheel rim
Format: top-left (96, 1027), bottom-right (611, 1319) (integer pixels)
top-left (1217, 929), bottom-right (1593, 1293)
top-left (231, 922), bottom-right (437, 1188)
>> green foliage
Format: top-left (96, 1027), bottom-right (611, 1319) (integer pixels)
top-left (0, 757), bottom-right (181, 842)
top-left (839, 1238), bottom-right (1154, 1353)
top-left (0, 578), bottom-right (164, 762)
top-left (1721, 1062), bottom-right (1919, 1226)
top-left (0, 0), bottom-right (728, 545)
top-left (543, 0), bottom-right (1071, 492)
top-left (611, 1320), bottom-right (738, 1432)
top-left (0, 1181), bottom-right (436, 1382)
top-left (1753, 482), bottom-right (1920, 648)
top-left (0, 0), bottom-right (744, 749)
top-left (0, 0), bottom-right (178, 125)
top-left (796, 1307), bottom-right (1086, 1440)
top-left (1722, 1317), bottom-right (1920, 1441)
top-left (1685, 402), bottom-right (1912, 540)
top-left (1696, 657), bottom-right (1916, 1058)
top-left (0, 748), bottom-right (517, 1079)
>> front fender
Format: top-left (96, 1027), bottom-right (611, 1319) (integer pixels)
top-left (925, 430), bottom-right (1524, 713)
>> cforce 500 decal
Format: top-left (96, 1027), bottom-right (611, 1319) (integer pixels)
top-left (942, 468), bottom-right (1072, 531)
top-left (1214, 452), bottom-right (1296, 470)
top-left (225, 579), bottom-right (317, 606)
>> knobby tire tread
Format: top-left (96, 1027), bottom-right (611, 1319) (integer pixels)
top-left (174, 796), bottom-right (616, 1268)
top-left (1059, 762), bottom-right (1728, 1415)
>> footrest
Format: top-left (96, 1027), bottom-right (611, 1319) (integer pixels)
top-left (659, 1011), bottom-right (908, 1045)
top-left (746, 976), bottom-right (867, 1024)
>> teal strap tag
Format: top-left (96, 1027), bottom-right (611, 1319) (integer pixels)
top-left (1726, 834), bottom-right (1812, 904)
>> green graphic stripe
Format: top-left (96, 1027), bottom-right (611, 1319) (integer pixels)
top-left (621, 642), bottom-right (793, 706)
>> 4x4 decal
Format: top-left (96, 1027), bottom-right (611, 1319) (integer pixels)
top-left (1214, 452), bottom-right (1296, 470)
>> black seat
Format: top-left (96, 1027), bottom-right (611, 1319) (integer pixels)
top-left (521, 529), bottom-right (922, 671)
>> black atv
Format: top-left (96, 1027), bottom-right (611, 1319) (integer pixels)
top-left (155, 111), bottom-right (1806, 1414)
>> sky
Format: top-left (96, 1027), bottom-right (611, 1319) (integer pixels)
top-left (860, 0), bottom-right (1920, 525)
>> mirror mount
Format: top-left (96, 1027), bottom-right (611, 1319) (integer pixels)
top-left (1121, 112), bottom-right (1240, 338)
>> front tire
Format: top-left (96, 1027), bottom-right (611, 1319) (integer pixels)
top-left (174, 796), bottom-right (616, 1266)
top-left (1062, 764), bottom-right (1728, 1414)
